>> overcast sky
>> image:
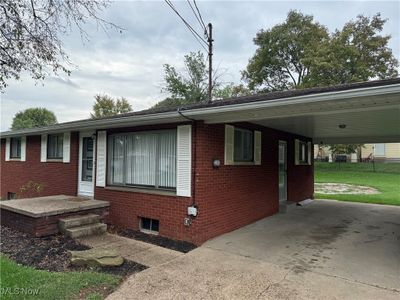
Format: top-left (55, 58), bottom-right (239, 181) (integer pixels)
top-left (1, 0), bottom-right (399, 131)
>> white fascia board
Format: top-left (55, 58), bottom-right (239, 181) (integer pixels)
top-left (1, 83), bottom-right (399, 138)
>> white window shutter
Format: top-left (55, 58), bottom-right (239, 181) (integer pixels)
top-left (96, 131), bottom-right (107, 187)
top-left (254, 130), bottom-right (262, 165)
top-left (224, 125), bottom-right (234, 165)
top-left (40, 134), bottom-right (47, 162)
top-left (307, 141), bottom-right (312, 165)
top-left (5, 138), bottom-right (10, 161)
top-left (176, 125), bottom-right (192, 197)
top-left (294, 139), bottom-right (300, 166)
top-left (21, 136), bottom-right (26, 161)
top-left (63, 132), bottom-right (71, 163)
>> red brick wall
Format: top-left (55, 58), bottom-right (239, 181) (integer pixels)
top-left (189, 123), bottom-right (313, 244)
top-left (0, 133), bottom-right (79, 199)
top-left (93, 122), bottom-right (313, 245)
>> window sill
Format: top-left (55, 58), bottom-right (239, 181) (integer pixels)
top-left (104, 185), bottom-right (177, 197)
top-left (226, 161), bottom-right (258, 166)
top-left (140, 228), bottom-right (159, 235)
top-left (45, 159), bottom-right (63, 163)
top-left (8, 158), bottom-right (21, 162)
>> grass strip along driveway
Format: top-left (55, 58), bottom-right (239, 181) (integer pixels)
top-left (0, 255), bottom-right (120, 300)
top-left (315, 162), bottom-right (400, 206)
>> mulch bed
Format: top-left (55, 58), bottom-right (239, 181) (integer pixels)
top-left (108, 225), bottom-right (197, 253)
top-left (0, 226), bottom-right (147, 277)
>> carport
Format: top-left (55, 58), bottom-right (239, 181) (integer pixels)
top-left (182, 78), bottom-right (400, 144)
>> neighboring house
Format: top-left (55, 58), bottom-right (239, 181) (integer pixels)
top-left (362, 143), bottom-right (400, 162)
top-left (314, 143), bottom-right (400, 162)
top-left (1, 78), bottom-right (399, 245)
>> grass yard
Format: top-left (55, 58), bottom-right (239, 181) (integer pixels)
top-left (0, 255), bottom-right (120, 300)
top-left (314, 162), bottom-right (400, 206)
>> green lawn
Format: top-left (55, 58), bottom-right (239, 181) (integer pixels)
top-left (0, 255), bottom-right (120, 300)
top-left (314, 162), bottom-right (400, 206)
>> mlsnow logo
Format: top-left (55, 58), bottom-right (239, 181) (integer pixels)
top-left (0, 287), bottom-right (40, 296)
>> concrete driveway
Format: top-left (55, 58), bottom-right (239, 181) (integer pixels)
top-left (108, 200), bottom-right (400, 299)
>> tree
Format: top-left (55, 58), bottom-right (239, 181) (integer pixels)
top-left (11, 108), bottom-right (57, 130)
top-left (91, 95), bottom-right (133, 118)
top-left (327, 144), bottom-right (365, 161)
top-left (243, 11), bottom-right (398, 92)
top-left (242, 11), bottom-right (329, 91)
top-left (213, 83), bottom-right (251, 99)
top-left (303, 14), bottom-right (398, 87)
top-left (156, 51), bottom-right (250, 109)
top-left (162, 51), bottom-right (212, 105)
top-left (0, 0), bottom-right (119, 90)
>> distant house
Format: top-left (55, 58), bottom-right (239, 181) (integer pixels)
top-left (1, 78), bottom-right (399, 244)
top-left (314, 143), bottom-right (400, 163)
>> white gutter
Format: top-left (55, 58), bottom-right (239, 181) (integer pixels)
top-left (1, 83), bottom-right (399, 138)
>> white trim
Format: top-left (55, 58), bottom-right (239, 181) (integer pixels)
top-left (96, 131), bottom-right (107, 187)
top-left (1, 83), bottom-right (399, 138)
top-left (5, 138), bottom-right (10, 161)
top-left (63, 132), bottom-right (71, 163)
top-left (254, 130), bottom-right (262, 165)
top-left (176, 125), bottom-right (192, 197)
top-left (40, 134), bottom-right (47, 162)
top-left (20, 136), bottom-right (26, 161)
top-left (78, 132), bottom-right (95, 197)
top-left (224, 125), bottom-right (234, 165)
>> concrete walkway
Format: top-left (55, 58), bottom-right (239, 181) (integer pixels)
top-left (77, 233), bottom-right (183, 267)
top-left (107, 200), bottom-right (400, 300)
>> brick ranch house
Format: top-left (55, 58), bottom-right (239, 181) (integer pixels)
top-left (1, 79), bottom-right (399, 245)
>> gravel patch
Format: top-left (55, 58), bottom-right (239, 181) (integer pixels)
top-left (315, 183), bottom-right (381, 195)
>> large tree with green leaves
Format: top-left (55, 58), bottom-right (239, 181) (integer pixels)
top-left (156, 51), bottom-right (249, 109)
top-left (11, 108), bottom-right (57, 130)
top-left (91, 95), bottom-right (133, 118)
top-left (243, 11), bottom-right (398, 92)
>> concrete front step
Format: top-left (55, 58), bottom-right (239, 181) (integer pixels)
top-left (64, 223), bottom-right (107, 238)
top-left (59, 214), bottom-right (101, 230)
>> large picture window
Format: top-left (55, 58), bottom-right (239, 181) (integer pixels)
top-left (234, 127), bottom-right (254, 162)
top-left (47, 134), bottom-right (63, 159)
top-left (108, 130), bottom-right (177, 190)
top-left (10, 137), bottom-right (21, 159)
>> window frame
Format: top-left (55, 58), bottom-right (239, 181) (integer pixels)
top-left (10, 137), bottom-right (21, 159)
top-left (107, 129), bottom-right (177, 191)
top-left (140, 217), bottom-right (159, 235)
top-left (47, 133), bottom-right (64, 160)
top-left (296, 140), bottom-right (311, 165)
top-left (233, 127), bottom-right (254, 163)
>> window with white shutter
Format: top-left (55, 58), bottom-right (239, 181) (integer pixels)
top-left (176, 125), bottom-right (192, 197)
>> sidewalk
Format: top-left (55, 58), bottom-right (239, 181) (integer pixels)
top-left (77, 233), bottom-right (183, 267)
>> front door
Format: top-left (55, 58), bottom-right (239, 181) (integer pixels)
top-left (278, 141), bottom-right (287, 202)
top-left (78, 132), bottom-right (95, 197)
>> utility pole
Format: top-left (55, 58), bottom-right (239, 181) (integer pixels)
top-left (207, 23), bottom-right (213, 103)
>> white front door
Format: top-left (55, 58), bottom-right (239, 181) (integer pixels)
top-left (78, 132), bottom-right (95, 197)
top-left (278, 141), bottom-right (287, 202)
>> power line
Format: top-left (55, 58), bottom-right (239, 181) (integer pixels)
top-left (193, 0), bottom-right (207, 37)
top-left (186, 0), bottom-right (206, 33)
top-left (164, 0), bottom-right (208, 51)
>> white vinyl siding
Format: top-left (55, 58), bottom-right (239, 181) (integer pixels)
top-left (96, 131), bottom-right (107, 187)
top-left (176, 125), bottom-right (192, 197)
top-left (108, 129), bottom-right (178, 190)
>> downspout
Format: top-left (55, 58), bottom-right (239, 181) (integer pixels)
top-left (177, 108), bottom-right (198, 208)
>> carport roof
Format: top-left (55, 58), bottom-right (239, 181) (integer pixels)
top-left (1, 78), bottom-right (400, 143)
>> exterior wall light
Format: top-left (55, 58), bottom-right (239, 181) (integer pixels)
top-left (212, 159), bottom-right (221, 169)
top-left (338, 124), bottom-right (346, 129)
